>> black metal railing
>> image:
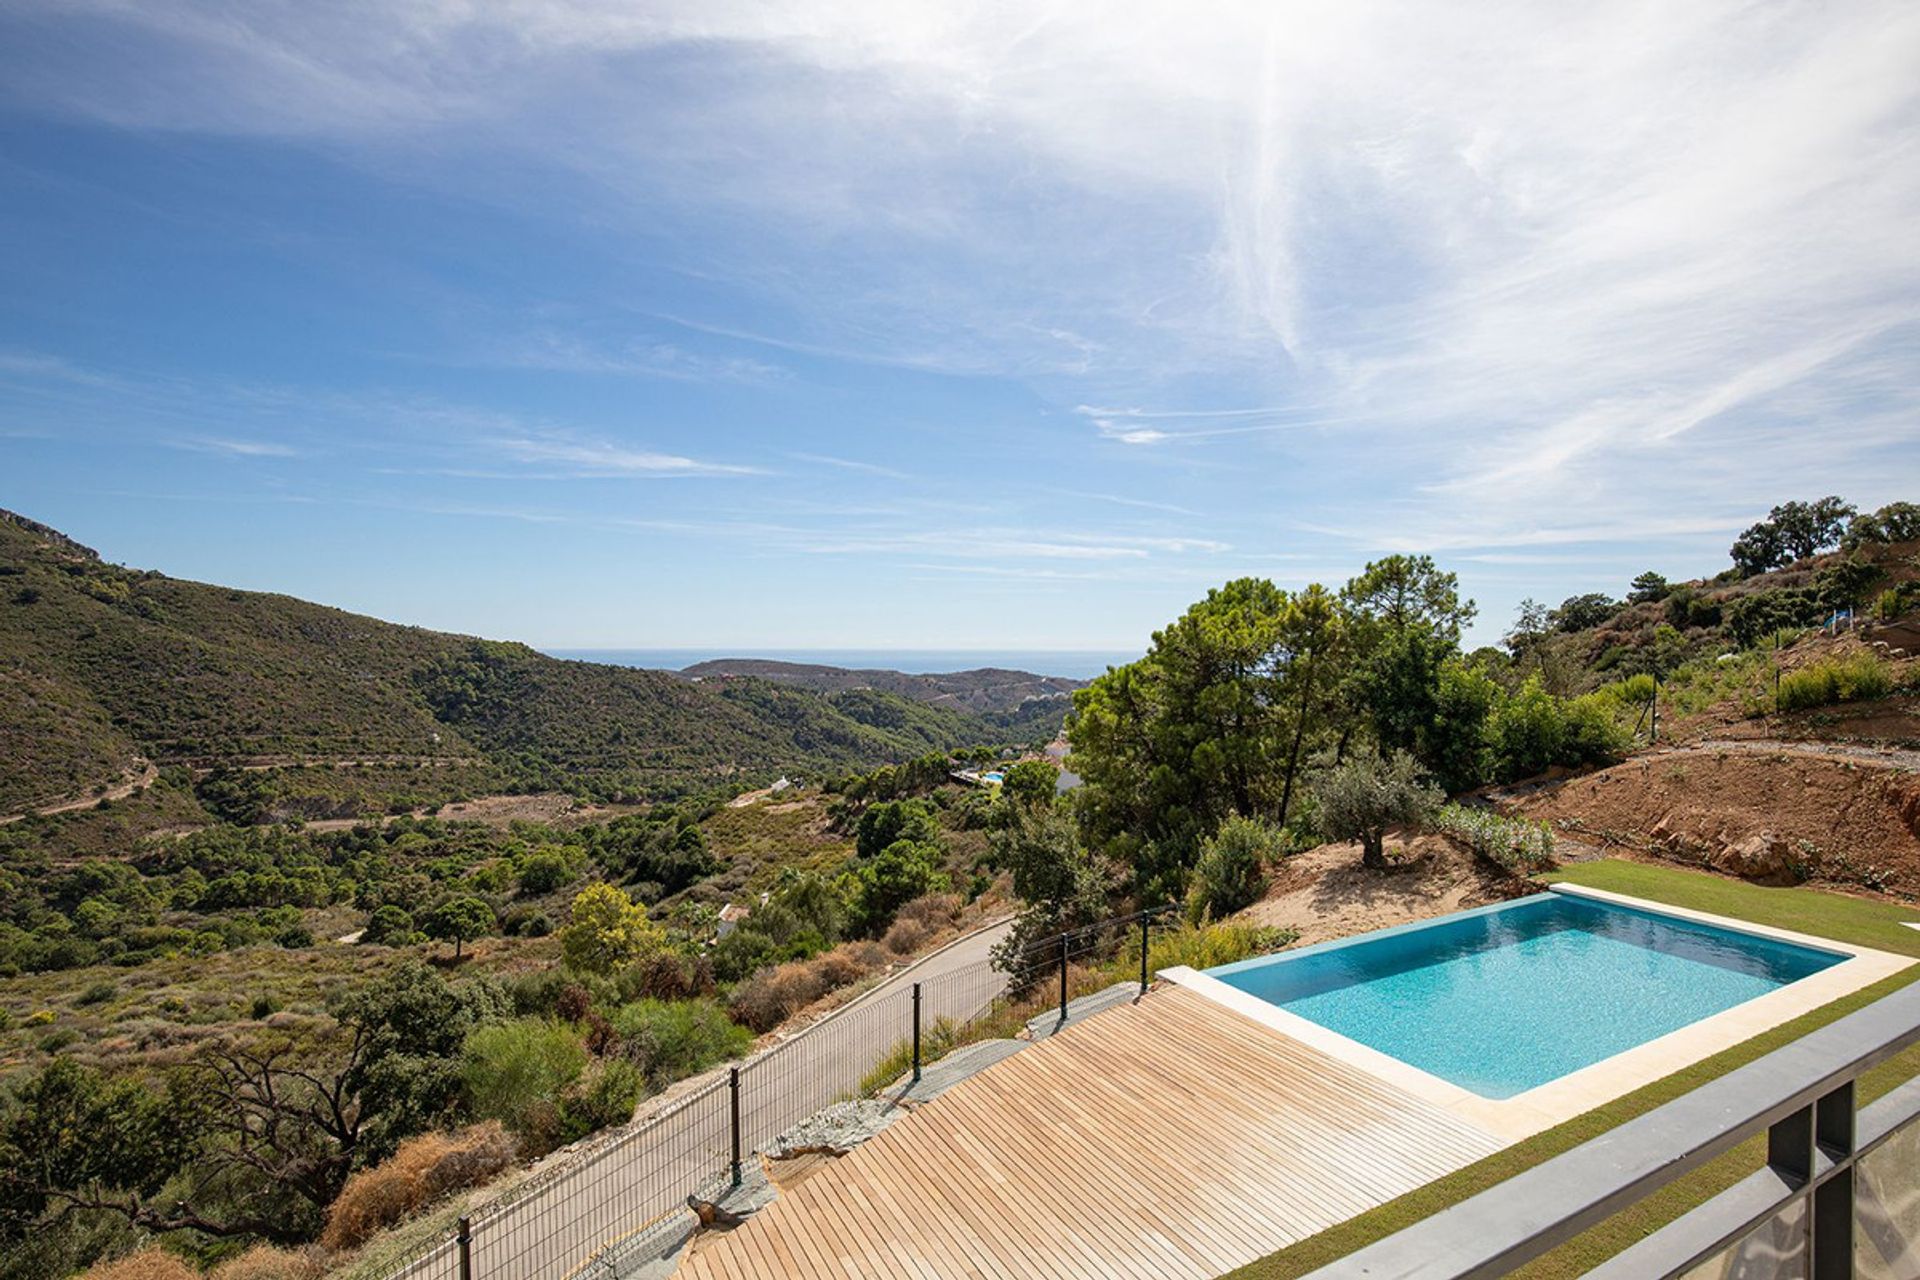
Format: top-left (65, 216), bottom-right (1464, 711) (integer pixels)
top-left (367, 903), bottom-right (1187, 1280)
top-left (1300, 980), bottom-right (1920, 1279)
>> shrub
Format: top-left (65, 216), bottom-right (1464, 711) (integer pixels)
top-left (881, 915), bottom-right (932, 955)
top-left (77, 980), bottom-right (116, 1006)
top-left (361, 904), bottom-right (418, 947)
top-left (726, 942), bottom-right (882, 1032)
top-left (1312, 751), bottom-right (1444, 869)
top-left (1777, 653), bottom-right (1894, 711)
top-left (461, 1020), bottom-right (588, 1150)
top-left (560, 884), bottom-right (662, 975)
top-left (1144, 920), bottom-right (1297, 973)
top-left (518, 851), bottom-right (574, 897)
top-left (560, 1058), bottom-right (646, 1139)
top-left (610, 998), bottom-right (751, 1087)
top-left (79, 1248), bottom-right (196, 1280)
top-left (1432, 804), bottom-right (1555, 874)
top-left (321, 1122), bottom-right (516, 1251)
top-left (710, 928), bottom-right (781, 984)
top-left (1186, 816), bottom-right (1280, 922)
top-left (849, 840), bottom-right (950, 935)
top-left (207, 1246), bottom-right (324, 1280)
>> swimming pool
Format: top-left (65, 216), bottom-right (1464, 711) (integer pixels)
top-left (1204, 892), bottom-right (1849, 1100)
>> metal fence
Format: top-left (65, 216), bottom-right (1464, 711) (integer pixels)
top-left (1302, 979), bottom-right (1920, 1279)
top-left (370, 904), bottom-right (1179, 1280)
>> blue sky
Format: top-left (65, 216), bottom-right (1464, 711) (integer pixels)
top-left (1, 2), bottom-right (1916, 654)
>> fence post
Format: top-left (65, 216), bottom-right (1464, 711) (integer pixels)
top-left (911, 981), bottom-right (923, 1083)
top-left (1139, 913), bottom-right (1150, 996)
top-left (456, 1214), bottom-right (472, 1280)
top-left (1650, 677), bottom-right (1658, 743)
top-left (1058, 933), bottom-right (1069, 1023)
top-left (729, 1066), bottom-right (742, 1186)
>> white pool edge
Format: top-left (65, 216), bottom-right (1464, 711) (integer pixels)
top-left (1163, 886), bottom-right (1914, 1143)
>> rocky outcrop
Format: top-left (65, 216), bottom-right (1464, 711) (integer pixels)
top-left (1711, 832), bottom-right (1797, 885)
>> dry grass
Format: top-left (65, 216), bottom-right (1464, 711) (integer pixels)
top-left (79, 1247), bottom-right (197, 1280)
top-left (881, 916), bottom-right (931, 954)
top-left (208, 1246), bottom-right (324, 1280)
top-left (320, 1123), bottom-right (517, 1252)
top-left (727, 940), bottom-right (887, 1032)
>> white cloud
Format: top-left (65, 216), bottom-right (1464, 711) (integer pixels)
top-left (489, 434), bottom-right (760, 478)
top-left (169, 435), bottom-right (301, 458)
top-left (7, 0), bottom-right (1918, 565)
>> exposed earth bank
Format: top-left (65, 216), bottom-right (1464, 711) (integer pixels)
top-left (1507, 746), bottom-right (1920, 897)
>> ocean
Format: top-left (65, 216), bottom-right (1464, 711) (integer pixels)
top-left (544, 648), bottom-right (1138, 681)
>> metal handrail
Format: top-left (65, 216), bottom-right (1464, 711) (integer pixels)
top-left (1303, 980), bottom-right (1920, 1279)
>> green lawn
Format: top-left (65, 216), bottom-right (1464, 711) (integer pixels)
top-left (1222, 859), bottom-right (1920, 1280)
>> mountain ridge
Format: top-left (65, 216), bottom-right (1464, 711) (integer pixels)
top-left (0, 509), bottom-right (1060, 812)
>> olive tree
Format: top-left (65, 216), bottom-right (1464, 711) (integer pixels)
top-left (1311, 751), bottom-right (1443, 871)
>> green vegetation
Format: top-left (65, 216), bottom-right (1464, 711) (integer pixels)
top-left (1729, 495), bottom-right (1856, 576)
top-left (1311, 752), bottom-right (1444, 870)
top-left (1775, 651), bottom-right (1895, 711)
top-left (1222, 861), bottom-right (1920, 1279)
top-left (1430, 804), bottom-right (1555, 874)
top-left (0, 509), bottom-right (1057, 815)
top-left (1067, 558), bottom-right (1634, 902)
top-left (1187, 817), bottom-right (1282, 922)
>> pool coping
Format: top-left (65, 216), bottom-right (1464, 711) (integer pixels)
top-left (1161, 883), bottom-right (1914, 1143)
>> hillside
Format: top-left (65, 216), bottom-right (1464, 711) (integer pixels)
top-left (0, 510), bottom-right (1060, 814)
top-left (680, 658), bottom-right (1085, 714)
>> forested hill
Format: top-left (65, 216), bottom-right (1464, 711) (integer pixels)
top-left (0, 509), bottom-right (1054, 812)
top-left (679, 658), bottom-right (1085, 714)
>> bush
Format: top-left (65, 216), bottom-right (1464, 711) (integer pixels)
top-left (850, 840), bottom-right (950, 936)
top-left (79, 1248), bottom-right (196, 1280)
top-left (726, 942), bottom-right (883, 1032)
top-left (461, 1020), bottom-right (588, 1150)
top-left (361, 904), bottom-right (418, 946)
top-left (610, 998), bottom-right (751, 1087)
top-left (207, 1246), bottom-right (323, 1280)
top-left (517, 851), bottom-right (574, 897)
top-left (320, 1122), bottom-right (516, 1251)
top-left (881, 916), bottom-right (931, 955)
top-left (1432, 804), bottom-right (1555, 874)
top-left (1312, 751), bottom-right (1443, 870)
top-left (1144, 920), bottom-right (1297, 973)
top-left (1777, 653), bottom-right (1894, 711)
top-left (560, 883), bottom-right (662, 975)
top-left (1186, 816), bottom-right (1280, 922)
top-left (560, 1058), bottom-right (646, 1139)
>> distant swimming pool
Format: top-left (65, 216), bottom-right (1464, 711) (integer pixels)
top-left (1204, 893), bottom-right (1848, 1100)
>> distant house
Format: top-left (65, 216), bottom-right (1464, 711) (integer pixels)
top-left (716, 902), bottom-right (751, 940)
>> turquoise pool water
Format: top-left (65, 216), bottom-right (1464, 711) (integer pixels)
top-left (1205, 893), bottom-right (1846, 1099)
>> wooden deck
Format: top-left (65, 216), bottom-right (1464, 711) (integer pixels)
top-left (677, 984), bottom-right (1508, 1280)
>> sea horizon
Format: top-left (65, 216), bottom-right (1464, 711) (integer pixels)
top-left (544, 648), bottom-right (1139, 681)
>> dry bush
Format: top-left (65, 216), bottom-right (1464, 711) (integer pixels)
top-left (321, 1122), bottom-right (517, 1251)
top-left (726, 942), bottom-right (884, 1032)
top-left (881, 916), bottom-right (930, 955)
top-left (893, 893), bottom-right (961, 932)
top-left (79, 1248), bottom-right (196, 1280)
top-left (208, 1246), bottom-right (323, 1280)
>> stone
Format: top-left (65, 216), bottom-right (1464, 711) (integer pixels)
top-left (1713, 832), bottom-right (1795, 885)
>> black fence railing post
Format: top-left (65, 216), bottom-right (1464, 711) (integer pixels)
top-left (456, 1214), bottom-right (472, 1280)
top-left (1058, 933), bottom-right (1069, 1023)
top-left (911, 981), bottom-right (923, 1082)
top-left (729, 1066), bottom-right (742, 1186)
top-left (1139, 912), bottom-right (1150, 995)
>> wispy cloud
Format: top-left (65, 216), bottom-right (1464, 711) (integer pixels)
top-left (788, 452), bottom-right (912, 480)
top-left (169, 435), bottom-right (301, 458)
top-left (488, 434), bottom-right (762, 478)
top-left (505, 333), bottom-right (786, 384)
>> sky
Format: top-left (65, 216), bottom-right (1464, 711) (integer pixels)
top-left (0, 1), bottom-right (1916, 655)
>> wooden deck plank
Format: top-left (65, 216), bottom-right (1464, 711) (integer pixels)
top-left (683, 985), bottom-right (1507, 1280)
